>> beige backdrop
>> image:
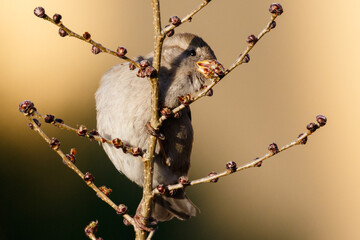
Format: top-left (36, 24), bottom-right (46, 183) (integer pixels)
top-left (1, 0), bottom-right (359, 239)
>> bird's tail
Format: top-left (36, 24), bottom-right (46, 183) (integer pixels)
top-left (152, 189), bottom-right (197, 221)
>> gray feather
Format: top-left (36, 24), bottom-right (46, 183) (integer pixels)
top-left (95, 33), bottom-right (216, 221)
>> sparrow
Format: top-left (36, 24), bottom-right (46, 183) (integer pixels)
top-left (95, 33), bottom-right (216, 221)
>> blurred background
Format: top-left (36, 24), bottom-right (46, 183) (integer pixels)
top-left (1, 0), bottom-right (359, 239)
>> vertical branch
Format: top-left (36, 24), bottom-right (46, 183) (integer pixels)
top-left (139, 2), bottom-right (213, 238)
top-left (137, 0), bottom-right (165, 239)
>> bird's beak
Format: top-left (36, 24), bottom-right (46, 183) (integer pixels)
top-left (196, 59), bottom-right (225, 79)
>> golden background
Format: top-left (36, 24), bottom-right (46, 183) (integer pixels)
top-left (1, 0), bottom-right (358, 239)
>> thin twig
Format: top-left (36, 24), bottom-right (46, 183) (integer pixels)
top-left (226, 15), bottom-right (276, 72)
top-left (146, 230), bottom-right (156, 240)
top-left (38, 13), bottom-right (140, 68)
top-left (158, 14), bottom-right (278, 126)
top-left (25, 116), bottom-right (136, 227)
top-left (33, 111), bottom-right (144, 157)
top-left (154, 120), bottom-right (324, 193)
top-left (85, 221), bottom-right (102, 240)
top-left (161, 0), bottom-right (211, 36)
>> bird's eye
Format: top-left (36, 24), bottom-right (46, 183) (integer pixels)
top-left (189, 49), bottom-right (196, 56)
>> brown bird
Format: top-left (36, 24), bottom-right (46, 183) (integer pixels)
top-left (95, 33), bottom-right (216, 221)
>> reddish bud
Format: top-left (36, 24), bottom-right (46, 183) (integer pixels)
top-left (178, 176), bottom-right (190, 186)
top-left (44, 114), bottom-right (55, 123)
top-left (34, 7), bottom-right (46, 18)
top-left (53, 13), bottom-right (62, 24)
top-left (32, 118), bottom-right (41, 127)
top-left (116, 47), bottom-right (127, 57)
top-left (160, 107), bottom-right (172, 117)
top-left (253, 157), bottom-right (262, 167)
top-left (247, 34), bottom-right (258, 45)
top-left (28, 123), bottom-right (34, 130)
top-left (92, 45), bottom-right (101, 55)
top-left (169, 16), bottom-right (181, 26)
top-left (178, 94), bottom-right (192, 105)
top-left (240, 53), bottom-right (250, 63)
top-left (53, 14), bottom-right (62, 24)
top-left (85, 221), bottom-right (98, 235)
top-left (167, 30), bottom-right (175, 37)
top-left (157, 184), bottom-right (166, 194)
top-left (49, 137), bottom-right (60, 150)
top-left (123, 218), bottom-right (131, 226)
top-left (197, 59), bottom-right (225, 79)
top-left (58, 28), bottom-right (68, 37)
top-left (307, 122), bottom-right (319, 133)
top-left (116, 204), bottom-right (128, 215)
top-left (84, 172), bottom-right (95, 183)
top-left (298, 133), bottom-right (308, 145)
top-left (139, 60), bottom-right (151, 69)
top-left (77, 125), bottom-right (88, 136)
top-left (269, 3), bottom-right (283, 16)
top-left (83, 32), bottom-right (91, 40)
top-left (66, 153), bottom-right (76, 164)
top-left (226, 161), bottom-right (237, 172)
top-left (112, 138), bottom-right (123, 149)
top-left (100, 138), bottom-right (106, 143)
top-left (89, 129), bottom-right (99, 138)
top-left (208, 171), bottom-right (219, 183)
top-left (165, 25), bottom-right (175, 37)
top-left (131, 147), bottom-right (142, 156)
top-left (270, 21), bottom-right (277, 29)
top-left (99, 186), bottom-right (112, 196)
top-left (268, 142), bottom-right (279, 154)
top-left (129, 63), bottom-right (136, 70)
top-left (145, 66), bottom-right (156, 78)
top-left (19, 100), bottom-right (36, 115)
top-left (122, 145), bottom-right (130, 154)
top-left (70, 148), bottom-right (77, 156)
top-left (54, 118), bottom-right (64, 124)
top-left (137, 69), bottom-right (146, 78)
top-left (316, 115), bottom-right (327, 127)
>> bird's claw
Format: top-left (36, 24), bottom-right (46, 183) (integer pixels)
top-left (146, 122), bottom-right (165, 140)
top-left (134, 206), bottom-right (158, 232)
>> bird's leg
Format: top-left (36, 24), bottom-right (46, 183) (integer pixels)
top-left (146, 122), bottom-right (170, 166)
top-left (134, 202), bottom-right (158, 232)
top-left (146, 122), bottom-right (165, 140)
top-left (158, 139), bottom-right (171, 167)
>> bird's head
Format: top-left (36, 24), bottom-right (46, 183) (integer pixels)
top-left (159, 33), bottom-right (217, 107)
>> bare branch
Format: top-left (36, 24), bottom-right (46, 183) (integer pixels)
top-left (154, 115), bottom-right (327, 193)
top-left (162, 0), bottom-right (211, 36)
top-left (19, 101), bottom-right (136, 228)
top-left (32, 111), bottom-right (144, 157)
top-left (139, 2), bottom-right (213, 238)
top-left (85, 221), bottom-right (101, 240)
top-left (158, 11), bottom-right (280, 126)
top-left (33, 7), bottom-right (140, 68)
top-left (27, 3), bottom-right (324, 240)
top-left (135, 1), bottom-right (163, 238)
